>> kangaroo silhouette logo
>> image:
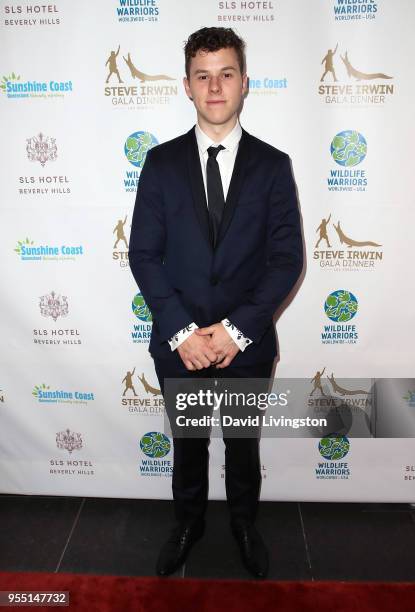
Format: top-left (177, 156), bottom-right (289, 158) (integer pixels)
top-left (138, 373), bottom-right (161, 396)
top-left (340, 51), bottom-right (392, 81)
top-left (123, 52), bottom-right (175, 82)
top-left (332, 221), bottom-right (381, 248)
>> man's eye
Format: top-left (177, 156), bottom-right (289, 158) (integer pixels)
top-left (198, 75), bottom-right (208, 80)
top-left (223, 73), bottom-right (232, 78)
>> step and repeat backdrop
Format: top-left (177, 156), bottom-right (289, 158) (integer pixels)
top-left (1, 0), bottom-right (414, 501)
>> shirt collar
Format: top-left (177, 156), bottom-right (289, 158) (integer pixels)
top-left (195, 120), bottom-right (242, 156)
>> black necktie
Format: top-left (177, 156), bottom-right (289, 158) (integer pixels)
top-left (207, 145), bottom-right (225, 247)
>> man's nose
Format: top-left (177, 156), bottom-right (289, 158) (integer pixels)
top-left (209, 76), bottom-right (221, 93)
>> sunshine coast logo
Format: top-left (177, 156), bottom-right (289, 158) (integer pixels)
top-left (123, 131), bottom-right (158, 193)
top-left (321, 290), bottom-right (359, 344)
top-left (315, 435), bottom-right (351, 480)
top-left (112, 214), bottom-right (130, 269)
top-left (34, 291), bottom-right (82, 347)
top-left (116, 0), bottom-right (159, 23)
top-left (15, 238), bottom-right (84, 262)
top-left (327, 131), bottom-right (367, 192)
top-left (139, 431), bottom-right (172, 477)
top-left (217, 1), bottom-right (276, 23)
top-left (333, 0), bottom-right (378, 21)
top-left (318, 44), bottom-right (393, 105)
top-left (19, 133), bottom-right (71, 196)
top-left (104, 45), bottom-right (177, 109)
top-left (3, 4), bottom-right (61, 27)
top-left (131, 292), bottom-right (152, 344)
top-left (121, 367), bottom-right (164, 415)
top-left (313, 214), bottom-right (383, 271)
top-left (33, 383), bottom-right (94, 405)
top-left (248, 76), bottom-right (287, 96)
top-left (1, 73), bottom-right (73, 99)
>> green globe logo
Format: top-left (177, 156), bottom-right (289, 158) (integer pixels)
top-left (330, 130), bottom-right (367, 167)
top-left (124, 131), bottom-right (158, 168)
top-left (318, 436), bottom-right (350, 460)
top-left (132, 293), bottom-right (152, 322)
top-left (140, 432), bottom-right (171, 458)
top-left (324, 289), bottom-right (358, 322)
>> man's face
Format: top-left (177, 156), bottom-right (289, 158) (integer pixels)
top-left (183, 46), bottom-right (247, 129)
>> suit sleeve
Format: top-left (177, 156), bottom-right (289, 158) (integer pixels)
top-left (128, 149), bottom-right (194, 343)
top-left (227, 155), bottom-right (303, 344)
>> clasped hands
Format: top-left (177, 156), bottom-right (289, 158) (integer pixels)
top-left (177, 323), bottom-right (239, 371)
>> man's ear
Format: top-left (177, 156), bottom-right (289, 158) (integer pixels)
top-left (183, 76), bottom-right (193, 101)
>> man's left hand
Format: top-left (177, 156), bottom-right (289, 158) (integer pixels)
top-left (195, 322), bottom-right (240, 369)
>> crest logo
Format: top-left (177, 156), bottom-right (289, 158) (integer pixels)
top-left (324, 290), bottom-right (358, 322)
top-left (56, 428), bottom-right (83, 454)
top-left (140, 432), bottom-right (170, 458)
top-left (39, 291), bottom-right (68, 322)
top-left (26, 133), bottom-right (57, 167)
top-left (318, 436), bottom-right (350, 460)
top-left (330, 131), bottom-right (367, 167)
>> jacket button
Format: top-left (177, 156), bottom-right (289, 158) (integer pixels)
top-left (210, 277), bottom-right (219, 286)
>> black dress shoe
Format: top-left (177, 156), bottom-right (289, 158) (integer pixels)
top-left (156, 521), bottom-right (204, 576)
top-left (232, 524), bottom-right (269, 578)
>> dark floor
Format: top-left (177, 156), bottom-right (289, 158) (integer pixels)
top-left (1, 495), bottom-right (415, 581)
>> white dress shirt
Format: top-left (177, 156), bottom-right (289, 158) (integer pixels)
top-left (168, 120), bottom-right (253, 353)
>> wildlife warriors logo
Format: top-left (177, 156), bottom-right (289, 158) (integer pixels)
top-left (112, 214), bottom-right (130, 269)
top-left (140, 432), bottom-right (170, 458)
top-left (26, 133), bottom-right (57, 167)
top-left (319, 436), bottom-right (350, 460)
top-left (313, 214), bottom-right (383, 271)
top-left (330, 131), bottom-right (366, 167)
top-left (403, 391), bottom-right (415, 408)
top-left (132, 293), bottom-right (152, 322)
top-left (125, 132), bottom-right (158, 168)
top-left (327, 131), bottom-right (367, 192)
top-left (39, 291), bottom-right (69, 322)
top-left (104, 45), bottom-right (177, 109)
top-left (318, 44), bottom-right (394, 105)
top-left (123, 131), bottom-right (158, 194)
top-left (321, 291), bottom-right (359, 344)
top-left (324, 290), bottom-right (358, 322)
top-left (121, 367), bottom-right (164, 415)
top-left (56, 428), bottom-right (83, 454)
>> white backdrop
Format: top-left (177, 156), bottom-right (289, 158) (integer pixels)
top-left (1, 0), bottom-right (414, 501)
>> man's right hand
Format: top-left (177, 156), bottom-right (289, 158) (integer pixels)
top-left (177, 331), bottom-right (218, 371)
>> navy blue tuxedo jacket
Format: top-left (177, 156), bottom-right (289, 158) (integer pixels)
top-left (129, 125), bottom-right (303, 366)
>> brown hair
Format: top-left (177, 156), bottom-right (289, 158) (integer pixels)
top-left (184, 27), bottom-right (246, 79)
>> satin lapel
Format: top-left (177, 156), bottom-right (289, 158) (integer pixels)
top-left (217, 128), bottom-right (250, 246)
top-left (186, 126), bottom-right (212, 249)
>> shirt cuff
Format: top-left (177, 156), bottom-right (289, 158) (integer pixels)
top-left (168, 322), bottom-right (199, 351)
top-left (222, 318), bottom-right (253, 352)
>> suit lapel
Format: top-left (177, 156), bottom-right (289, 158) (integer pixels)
top-left (217, 128), bottom-right (250, 246)
top-left (186, 126), bottom-right (212, 249)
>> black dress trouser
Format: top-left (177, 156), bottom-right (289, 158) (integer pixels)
top-left (154, 354), bottom-right (274, 528)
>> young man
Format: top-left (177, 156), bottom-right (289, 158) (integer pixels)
top-left (129, 27), bottom-right (303, 578)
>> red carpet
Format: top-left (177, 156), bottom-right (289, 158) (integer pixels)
top-left (1, 572), bottom-right (415, 611)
